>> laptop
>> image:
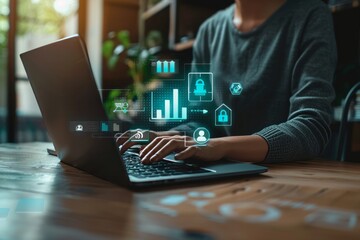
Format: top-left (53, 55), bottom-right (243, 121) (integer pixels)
top-left (20, 35), bottom-right (267, 189)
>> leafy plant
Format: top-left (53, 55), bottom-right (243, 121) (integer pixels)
top-left (102, 30), bottom-right (162, 119)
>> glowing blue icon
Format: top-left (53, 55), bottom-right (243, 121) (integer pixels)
top-left (191, 109), bottom-right (208, 114)
top-left (113, 123), bottom-right (120, 132)
top-left (170, 61), bottom-right (175, 73)
top-left (163, 61), bottom-right (169, 72)
top-left (156, 60), bottom-right (176, 73)
top-left (113, 101), bottom-right (129, 113)
top-left (193, 127), bottom-right (210, 145)
top-left (230, 82), bottom-right (243, 95)
top-left (129, 129), bottom-right (150, 142)
top-left (0, 208), bottom-right (9, 219)
top-left (156, 61), bottom-right (162, 73)
top-left (188, 72), bottom-right (213, 102)
top-left (101, 122), bottom-right (109, 132)
top-left (151, 89), bottom-right (187, 122)
top-left (218, 110), bottom-right (229, 123)
top-left (194, 79), bottom-right (207, 96)
top-left (215, 104), bottom-right (232, 126)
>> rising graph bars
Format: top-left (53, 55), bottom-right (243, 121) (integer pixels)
top-left (151, 89), bottom-right (187, 122)
top-left (156, 60), bottom-right (176, 73)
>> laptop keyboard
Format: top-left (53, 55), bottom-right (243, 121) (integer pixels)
top-left (123, 153), bottom-right (210, 178)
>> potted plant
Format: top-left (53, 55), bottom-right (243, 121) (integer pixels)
top-left (102, 30), bottom-right (162, 119)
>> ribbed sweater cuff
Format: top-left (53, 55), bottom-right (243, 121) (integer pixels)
top-left (254, 126), bottom-right (299, 163)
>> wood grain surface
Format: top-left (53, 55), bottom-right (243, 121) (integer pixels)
top-left (0, 142), bottom-right (360, 240)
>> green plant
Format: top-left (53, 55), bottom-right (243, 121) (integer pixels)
top-left (102, 30), bottom-right (162, 119)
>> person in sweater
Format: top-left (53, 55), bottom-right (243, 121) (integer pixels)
top-left (118, 0), bottom-right (336, 164)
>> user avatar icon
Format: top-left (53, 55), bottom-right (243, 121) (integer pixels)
top-left (75, 124), bottom-right (83, 132)
top-left (197, 130), bottom-right (207, 142)
top-left (193, 127), bottom-right (210, 145)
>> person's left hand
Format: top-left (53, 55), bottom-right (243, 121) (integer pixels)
top-left (139, 135), bottom-right (226, 164)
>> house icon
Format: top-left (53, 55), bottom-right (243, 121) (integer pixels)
top-left (215, 104), bottom-right (232, 126)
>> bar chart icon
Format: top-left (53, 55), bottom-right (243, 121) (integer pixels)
top-left (155, 60), bottom-right (176, 73)
top-left (151, 89), bottom-right (187, 122)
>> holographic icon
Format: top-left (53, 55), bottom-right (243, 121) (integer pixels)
top-left (193, 127), bottom-right (210, 145)
top-left (134, 131), bottom-right (143, 139)
top-left (218, 110), bottom-right (229, 123)
top-left (114, 101), bottom-right (129, 113)
top-left (75, 124), bottom-right (83, 132)
top-left (101, 122), bottom-right (109, 132)
top-left (150, 89), bottom-right (187, 122)
top-left (156, 60), bottom-right (176, 73)
top-left (194, 79), bottom-right (207, 96)
top-left (196, 131), bottom-right (207, 142)
top-left (188, 72), bottom-right (213, 102)
top-left (230, 82), bottom-right (243, 95)
top-left (129, 130), bottom-right (150, 142)
top-left (215, 104), bottom-right (232, 126)
top-left (190, 109), bottom-right (208, 114)
top-left (113, 123), bottom-right (120, 132)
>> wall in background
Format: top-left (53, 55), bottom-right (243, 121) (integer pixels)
top-left (85, 0), bottom-right (103, 89)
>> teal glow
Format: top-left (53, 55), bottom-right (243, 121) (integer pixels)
top-left (0, 208), bottom-right (9, 218)
top-left (15, 198), bottom-right (45, 213)
top-left (151, 89), bottom-right (188, 122)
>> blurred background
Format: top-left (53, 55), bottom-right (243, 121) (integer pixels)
top-left (0, 0), bottom-right (359, 160)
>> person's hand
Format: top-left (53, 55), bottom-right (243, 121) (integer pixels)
top-left (139, 135), bottom-right (226, 164)
top-left (116, 130), bottom-right (181, 154)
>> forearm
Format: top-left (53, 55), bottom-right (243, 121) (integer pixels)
top-left (216, 135), bottom-right (269, 163)
top-left (157, 130), bottom-right (181, 137)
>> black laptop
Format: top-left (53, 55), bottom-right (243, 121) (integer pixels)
top-left (20, 35), bottom-right (267, 189)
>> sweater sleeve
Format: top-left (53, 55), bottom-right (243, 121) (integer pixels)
top-left (255, 5), bottom-right (337, 162)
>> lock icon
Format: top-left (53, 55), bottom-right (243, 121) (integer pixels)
top-left (218, 110), bottom-right (228, 123)
top-left (193, 79), bottom-right (207, 96)
top-left (215, 104), bottom-right (232, 126)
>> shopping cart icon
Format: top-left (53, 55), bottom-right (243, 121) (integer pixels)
top-left (113, 101), bottom-right (129, 113)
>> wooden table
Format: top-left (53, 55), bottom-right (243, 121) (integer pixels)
top-left (1, 142), bottom-right (360, 240)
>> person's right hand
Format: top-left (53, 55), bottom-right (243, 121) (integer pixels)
top-left (116, 130), bottom-right (159, 154)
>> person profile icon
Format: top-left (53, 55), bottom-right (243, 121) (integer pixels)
top-left (193, 127), bottom-right (210, 145)
top-left (196, 130), bottom-right (207, 143)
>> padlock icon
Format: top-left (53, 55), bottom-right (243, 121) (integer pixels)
top-left (193, 79), bottom-right (207, 96)
top-left (218, 110), bottom-right (228, 123)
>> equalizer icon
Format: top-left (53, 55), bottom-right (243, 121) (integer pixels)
top-left (154, 60), bottom-right (176, 74)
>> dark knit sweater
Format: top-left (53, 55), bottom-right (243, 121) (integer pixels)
top-left (189, 0), bottom-right (337, 162)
